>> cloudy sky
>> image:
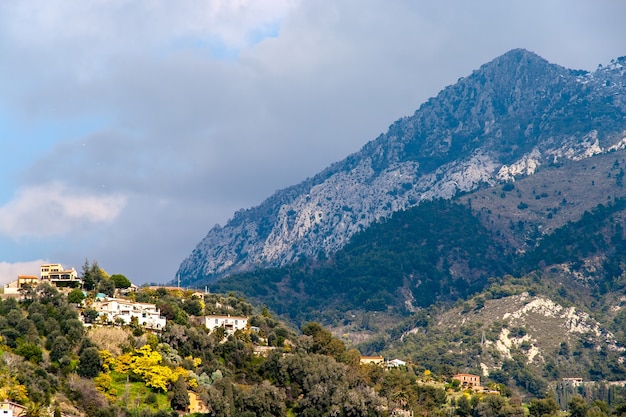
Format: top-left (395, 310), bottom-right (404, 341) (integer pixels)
top-left (1, 0), bottom-right (625, 285)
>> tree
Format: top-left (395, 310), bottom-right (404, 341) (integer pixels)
top-left (182, 298), bottom-right (203, 316)
top-left (110, 274), bottom-right (132, 289)
top-left (16, 342), bottom-right (43, 364)
top-left (50, 336), bottom-right (70, 363)
top-left (97, 278), bottom-right (115, 297)
top-left (129, 345), bottom-right (187, 391)
top-left (474, 395), bottom-right (505, 417)
top-left (301, 321), bottom-right (346, 361)
top-left (457, 395), bottom-right (473, 417)
top-left (82, 259), bottom-right (96, 291)
top-left (83, 260), bottom-right (109, 291)
top-left (170, 375), bottom-right (190, 412)
top-left (82, 308), bottom-right (100, 324)
top-left (24, 403), bottom-right (44, 417)
top-left (237, 380), bottom-right (286, 416)
top-left (68, 288), bottom-right (86, 304)
top-left (528, 397), bottom-right (558, 417)
top-left (78, 347), bottom-right (103, 378)
top-left (568, 396), bottom-right (588, 417)
top-left (158, 302), bottom-right (176, 320)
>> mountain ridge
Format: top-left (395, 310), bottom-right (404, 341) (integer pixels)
top-left (178, 48), bottom-right (626, 284)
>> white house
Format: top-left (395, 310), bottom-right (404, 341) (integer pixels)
top-left (92, 297), bottom-right (167, 330)
top-left (387, 359), bottom-right (407, 368)
top-left (204, 315), bottom-right (248, 334)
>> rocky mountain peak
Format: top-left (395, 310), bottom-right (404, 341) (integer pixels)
top-left (177, 49), bottom-right (626, 285)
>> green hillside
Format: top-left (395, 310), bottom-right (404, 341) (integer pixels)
top-left (0, 283), bottom-right (556, 417)
top-left (209, 199), bottom-right (512, 323)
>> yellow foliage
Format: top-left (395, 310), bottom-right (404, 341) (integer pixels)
top-left (170, 289), bottom-right (184, 298)
top-left (128, 345), bottom-right (190, 392)
top-left (0, 384), bottom-right (29, 403)
top-left (131, 345), bottom-right (163, 376)
top-left (113, 344), bottom-right (197, 393)
top-left (94, 373), bottom-right (113, 392)
top-left (172, 366), bottom-right (188, 380)
top-left (94, 373), bottom-right (117, 400)
top-left (116, 353), bottom-right (133, 374)
top-left (99, 349), bottom-right (116, 373)
top-left (143, 365), bottom-right (172, 391)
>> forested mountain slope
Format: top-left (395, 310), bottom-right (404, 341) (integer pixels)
top-left (208, 199), bottom-right (512, 323)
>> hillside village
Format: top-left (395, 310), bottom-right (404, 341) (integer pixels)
top-left (2, 263), bottom-right (255, 335)
top-left (0, 261), bottom-right (621, 417)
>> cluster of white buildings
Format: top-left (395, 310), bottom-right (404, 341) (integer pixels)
top-left (89, 297), bottom-right (167, 330)
top-left (87, 305), bottom-right (251, 335)
top-left (2, 263), bottom-right (258, 336)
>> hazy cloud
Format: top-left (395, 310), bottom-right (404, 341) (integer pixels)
top-left (0, 182), bottom-right (127, 239)
top-left (0, 259), bottom-right (47, 285)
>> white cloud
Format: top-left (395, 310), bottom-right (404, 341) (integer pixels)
top-left (0, 259), bottom-right (46, 285)
top-left (0, 0), bottom-right (296, 51)
top-left (0, 182), bottom-right (127, 239)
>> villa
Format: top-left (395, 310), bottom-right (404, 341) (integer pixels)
top-left (40, 263), bottom-right (82, 288)
top-left (204, 315), bottom-right (248, 334)
top-left (91, 297), bottom-right (167, 330)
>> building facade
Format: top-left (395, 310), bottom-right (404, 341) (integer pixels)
top-left (91, 297), bottom-right (167, 330)
top-left (40, 263), bottom-right (82, 287)
top-left (453, 373), bottom-right (481, 388)
top-left (204, 315), bottom-right (248, 334)
top-left (3, 275), bottom-right (40, 295)
top-left (360, 356), bottom-right (385, 366)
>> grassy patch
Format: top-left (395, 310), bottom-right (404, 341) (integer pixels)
top-left (109, 372), bottom-right (171, 411)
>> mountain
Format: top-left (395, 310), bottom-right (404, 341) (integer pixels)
top-left (199, 188), bottom-right (626, 395)
top-left (178, 49), bottom-right (626, 284)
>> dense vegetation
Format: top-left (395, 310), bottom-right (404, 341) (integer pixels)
top-left (5, 281), bottom-right (626, 416)
top-left (518, 198), bottom-right (626, 294)
top-left (0, 282), bottom-right (485, 417)
top-left (207, 196), bottom-right (626, 328)
top-left (209, 200), bottom-right (512, 323)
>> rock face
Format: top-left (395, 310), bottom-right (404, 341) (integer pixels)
top-left (434, 292), bottom-right (624, 379)
top-left (178, 49), bottom-right (626, 284)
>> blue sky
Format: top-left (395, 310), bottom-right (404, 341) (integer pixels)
top-left (1, 0), bottom-right (625, 285)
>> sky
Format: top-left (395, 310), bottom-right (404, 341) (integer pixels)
top-left (1, 0), bottom-right (625, 285)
